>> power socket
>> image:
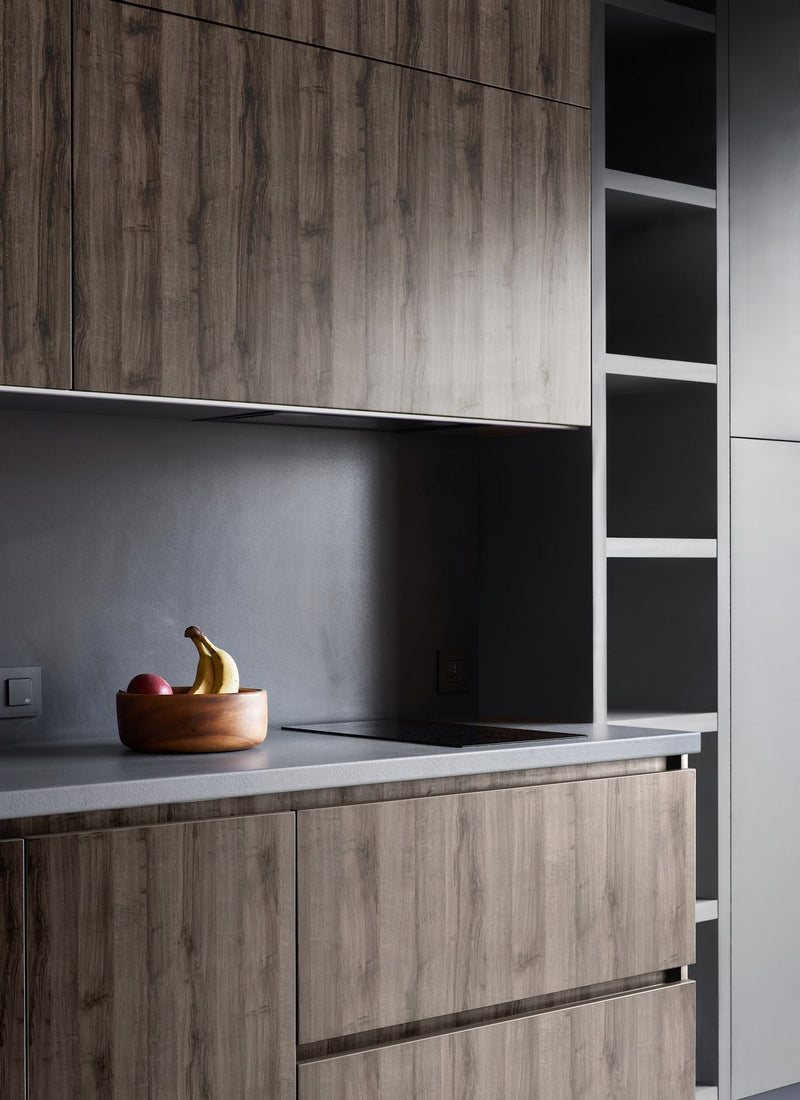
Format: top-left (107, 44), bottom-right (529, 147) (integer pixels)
top-left (0, 666), bottom-right (42, 719)
top-left (437, 650), bottom-right (471, 694)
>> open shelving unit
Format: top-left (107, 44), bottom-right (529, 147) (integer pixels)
top-left (593, 1), bottom-right (728, 1096)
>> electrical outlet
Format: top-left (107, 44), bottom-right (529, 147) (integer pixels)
top-left (437, 650), bottom-right (471, 694)
top-left (0, 666), bottom-right (42, 719)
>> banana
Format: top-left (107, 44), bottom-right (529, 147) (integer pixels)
top-left (185, 627), bottom-right (215, 694)
top-left (184, 626), bottom-right (240, 694)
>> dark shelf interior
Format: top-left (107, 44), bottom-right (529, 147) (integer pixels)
top-left (606, 190), bottom-right (717, 364)
top-left (605, 6), bottom-right (716, 188)
top-left (607, 558), bottom-right (717, 713)
top-left (606, 380), bottom-right (717, 539)
top-left (691, 919), bottom-right (719, 1089)
top-left (670, 0), bottom-right (715, 11)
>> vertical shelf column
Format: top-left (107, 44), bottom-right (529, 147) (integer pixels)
top-left (592, 1), bottom-right (728, 1096)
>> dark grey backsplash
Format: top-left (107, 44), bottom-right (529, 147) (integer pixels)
top-left (0, 409), bottom-right (480, 745)
top-left (0, 409), bottom-right (591, 746)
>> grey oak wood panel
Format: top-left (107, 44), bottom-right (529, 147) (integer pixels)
top-left (0, 756), bottom-right (667, 840)
top-left (730, 438), bottom-right (800, 1098)
top-left (0, 0), bottom-right (70, 388)
top-left (730, 0), bottom-right (800, 440)
top-left (108, 0), bottom-right (591, 107)
top-left (298, 982), bottom-right (696, 1100)
top-left (0, 840), bottom-right (25, 1100)
top-left (73, 0), bottom-right (590, 425)
top-left (297, 770), bottom-right (695, 1042)
top-left (27, 814), bottom-right (295, 1100)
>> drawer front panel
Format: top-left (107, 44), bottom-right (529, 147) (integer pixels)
top-left (27, 814), bottom-right (296, 1099)
top-left (297, 769), bottom-right (695, 1042)
top-left (298, 982), bottom-right (696, 1100)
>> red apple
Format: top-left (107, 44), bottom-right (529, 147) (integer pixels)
top-left (126, 673), bottom-right (173, 695)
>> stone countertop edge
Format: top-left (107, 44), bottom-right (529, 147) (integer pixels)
top-left (0, 724), bottom-right (702, 821)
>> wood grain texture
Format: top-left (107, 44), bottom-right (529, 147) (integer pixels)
top-left (298, 969), bottom-right (669, 1061)
top-left (0, 0), bottom-right (71, 387)
top-left (109, 0), bottom-right (591, 106)
top-left (74, 1), bottom-right (590, 424)
top-left (298, 982), bottom-right (696, 1100)
top-left (0, 840), bottom-right (25, 1100)
top-left (0, 756), bottom-right (668, 841)
top-left (27, 814), bottom-right (295, 1099)
top-left (297, 769), bottom-right (695, 1043)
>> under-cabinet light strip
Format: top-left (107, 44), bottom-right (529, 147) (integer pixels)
top-left (0, 385), bottom-right (574, 431)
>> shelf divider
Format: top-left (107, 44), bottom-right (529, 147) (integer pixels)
top-left (696, 899), bottom-right (719, 924)
top-left (605, 0), bottom-right (715, 34)
top-left (695, 1086), bottom-right (718, 1100)
top-left (608, 711), bottom-right (718, 734)
top-left (606, 169), bottom-right (716, 209)
top-left (607, 537), bottom-right (717, 558)
top-left (605, 354), bottom-right (716, 385)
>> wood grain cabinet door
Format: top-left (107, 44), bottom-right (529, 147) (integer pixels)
top-left (297, 770), bottom-right (695, 1043)
top-left (74, 0), bottom-right (590, 425)
top-left (0, 0), bottom-right (71, 388)
top-left (298, 982), bottom-right (696, 1100)
top-left (0, 840), bottom-right (25, 1100)
top-left (27, 814), bottom-right (295, 1100)
top-left (106, 0), bottom-right (591, 107)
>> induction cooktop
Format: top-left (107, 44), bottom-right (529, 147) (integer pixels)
top-left (281, 719), bottom-right (587, 748)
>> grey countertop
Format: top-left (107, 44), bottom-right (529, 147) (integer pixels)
top-left (0, 721), bottom-right (701, 821)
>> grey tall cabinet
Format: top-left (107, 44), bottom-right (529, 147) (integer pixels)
top-left (730, 2), bottom-right (800, 1098)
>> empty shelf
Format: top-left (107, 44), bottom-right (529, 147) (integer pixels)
top-left (607, 0), bottom-right (715, 33)
top-left (605, 354), bottom-right (716, 386)
top-left (609, 711), bottom-right (718, 733)
top-left (607, 537), bottom-right (717, 558)
top-left (696, 899), bottom-right (719, 923)
top-left (606, 169), bottom-right (716, 208)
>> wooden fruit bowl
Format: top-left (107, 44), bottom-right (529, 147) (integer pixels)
top-left (117, 687), bottom-right (268, 753)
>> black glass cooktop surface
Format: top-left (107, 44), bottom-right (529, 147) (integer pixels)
top-left (282, 719), bottom-right (587, 748)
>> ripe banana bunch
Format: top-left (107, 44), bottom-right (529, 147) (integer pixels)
top-left (185, 626), bottom-right (240, 694)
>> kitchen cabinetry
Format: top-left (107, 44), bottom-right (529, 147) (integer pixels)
top-left (592, 1), bottom-right (725, 1095)
top-left (0, 841), bottom-right (24, 1099)
top-left (729, 6), bottom-right (800, 1096)
top-left (729, 426), bottom-right (800, 1091)
top-left (730, 0), bottom-right (800, 441)
top-left (4, 754), bottom-right (696, 1098)
top-left (298, 983), bottom-right (696, 1100)
top-left (0, 0), bottom-right (71, 389)
top-left (26, 814), bottom-right (295, 1100)
top-left (72, 0), bottom-right (590, 425)
top-left (109, 0), bottom-right (591, 107)
top-left (297, 769), bottom-right (695, 1043)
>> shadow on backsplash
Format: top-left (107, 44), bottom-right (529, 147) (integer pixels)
top-left (0, 408), bottom-right (592, 747)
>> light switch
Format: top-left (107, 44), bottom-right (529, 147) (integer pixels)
top-left (7, 677), bottom-right (32, 706)
top-left (0, 666), bottom-right (42, 719)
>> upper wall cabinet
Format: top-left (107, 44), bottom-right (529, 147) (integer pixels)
top-left (0, 0), bottom-right (71, 388)
top-left (109, 0), bottom-right (591, 106)
top-left (730, 0), bottom-right (800, 440)
top-left (74, 0), bottom-right (590, 425)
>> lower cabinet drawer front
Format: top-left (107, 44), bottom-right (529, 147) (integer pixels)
top-left (298, 982), bottom-right (696, 1100)
top-left (297, 770), bottom-right (695, 1043)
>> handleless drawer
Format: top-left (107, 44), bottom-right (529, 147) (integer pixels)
top-left (298, 982), bottom-right (696, 1099)
top-left (297, 770), bottom-right (695, 1043)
